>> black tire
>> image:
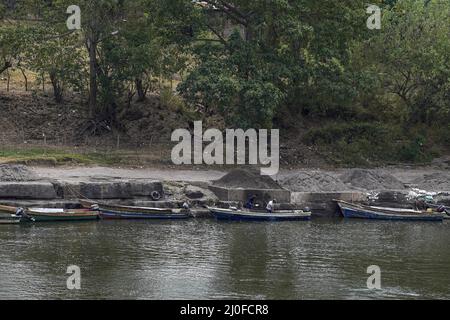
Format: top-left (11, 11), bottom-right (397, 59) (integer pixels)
top-left (151, 191), bottom-right (161, 201)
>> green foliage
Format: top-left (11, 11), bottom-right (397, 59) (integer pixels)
top-left (304, 122), bottom-right (392, 145)
top-left (304, 122), bottom-right (437, 165)
top-left (0, 0), bottom-right (449, 164)
top-left (179, 31), bottom-right (285, 129)
top-left (361, 0), bottom-right (450, 125)
top-left (178, 0), bottom-right (374, 128)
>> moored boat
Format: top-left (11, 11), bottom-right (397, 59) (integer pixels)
top-left (208, 207), bottom-right (312, 221)
top-left (335, 200), bottom-right (444, 222)
top-left (80, 200), bottom-right (191, 220)
top-left (0, 204), bottom-right (18, 215)
top-left (1, 204), bottom-right (99, 222)
top-left (25, 208), bottom-right (99, 222)
top-left (0, 205), bottom-right (24, 223)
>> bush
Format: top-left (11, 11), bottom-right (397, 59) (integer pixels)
top-left (304, 122), bottom-right (392, 145)
top-left (303, 121), bottom-right (441, 165)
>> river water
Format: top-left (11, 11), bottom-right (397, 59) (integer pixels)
top-left (0, 218), bottom-right (449, 300)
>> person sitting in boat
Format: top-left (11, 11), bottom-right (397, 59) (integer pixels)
top-left (15, 208), bottom-right (25, 217)
top-left (182, 201), bottom-right (191, 211)
top-left (15, 208), bottom-right (34, 221)
top-left (266, 199), bottom-right (276, 213)
top-left (244, 195), bottom-right (257, 209)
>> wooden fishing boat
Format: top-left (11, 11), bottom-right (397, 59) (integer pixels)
top-left (1, 204), bottom-right (99, 222)
top-left (208, 207), bottom-right (312, 221)
top-left (25, 208), bottom-right (99, 222)
top-left (335, 200), bottom-right (444, 222)
top-left (80, 200), bottom-right (191, 220)
top-left (0, 205), bottom-right (23, 223)
top-left (0, 204), bottom-right (18, 215)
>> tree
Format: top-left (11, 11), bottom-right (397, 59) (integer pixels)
top-left (0, 23), bottom-right (36, 84)
top-left (363, 0), bottom-right (450, 124)
top-left (178, 0), bottom-right (372, 128)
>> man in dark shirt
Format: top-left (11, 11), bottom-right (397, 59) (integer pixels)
top-left (244, 195), bottom-right (257, 209)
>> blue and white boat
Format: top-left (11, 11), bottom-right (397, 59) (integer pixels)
top-left (336, 200), bottom-right (444, 222)
top-left (208, 207), bottom-right (311, 222)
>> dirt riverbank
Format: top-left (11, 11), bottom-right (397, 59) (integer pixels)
top-left (30, 165), bottom-right (450, 193)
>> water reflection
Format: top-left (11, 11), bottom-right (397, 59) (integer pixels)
top-left (0, 219), bottom-right (449, 299)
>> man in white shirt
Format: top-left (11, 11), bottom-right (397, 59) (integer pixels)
top-left (266, 199), bottom-right (276, 213)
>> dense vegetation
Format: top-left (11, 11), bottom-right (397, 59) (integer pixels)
top-left (0, 0), bottom-right (449, 165)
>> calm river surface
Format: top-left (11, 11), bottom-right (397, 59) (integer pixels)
top-left (0, 218), bottom-right (449, 300)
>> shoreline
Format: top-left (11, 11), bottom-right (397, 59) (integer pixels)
top-left (0, 165), bottom-right (448, 218)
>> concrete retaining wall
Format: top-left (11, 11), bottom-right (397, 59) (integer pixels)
top-left (0, 182), bottom-right (58, 199)
top-left (0, 180), bottom-right (164, 200)
top-left (60, 181), bottom-right (164, 199)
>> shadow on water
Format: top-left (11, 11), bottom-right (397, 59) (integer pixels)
top-left (1, 218), bottom-right (449, 299)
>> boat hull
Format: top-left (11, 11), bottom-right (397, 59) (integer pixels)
top-left (209, 208), bottom-right (311, 222)
top-left (26, 209), bottom-right (99, 222)
top-left (27, 214), bottom-right (99, 222)
top-left (81, 200), bottom-right (191, 220)
top-left (0, 205), bottom-right (17, 215)
top-left (337, 201), bottom-right (443, 221)
top-left (99, 209), bottom-right (190, 220)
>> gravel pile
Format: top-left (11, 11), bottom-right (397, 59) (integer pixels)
top-left (412, 172), bottom-right (450, 191)
top-left (340, 169), bottom-right (405, 191)
top-left (213, 169), bottom-right (283, 189)
top-left (279, 171), bottom-right (349, 192)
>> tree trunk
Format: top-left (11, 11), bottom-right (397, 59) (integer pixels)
top-left (135, 78), bottom-right (146, 101)
top-left (88, 38), bottom-right (98, 118)
top-left (6, 70), bottom-right (10, 92)
top-left (49, 71), bottom-right (63, 103)
top-left (20, 67), bottom-right (28, 91)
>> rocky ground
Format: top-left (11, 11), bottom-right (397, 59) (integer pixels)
top-left (27, 164), bottom-right (450, 193)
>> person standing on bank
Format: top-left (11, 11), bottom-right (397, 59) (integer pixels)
top-left (266, 199), bottom-right (276, 213)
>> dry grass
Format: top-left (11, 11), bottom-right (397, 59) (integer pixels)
top-left (0, 144), bottom-right (174, 167)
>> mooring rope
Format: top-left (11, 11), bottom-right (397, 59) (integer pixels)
top-left (64, 183), bottom-right (99, 204)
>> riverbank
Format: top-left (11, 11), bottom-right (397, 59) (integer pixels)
top-left (1, 86), bottom-right (449, 168)
top-left (26, 164), bottom-right (450, 189)
top-left (1, 164), bottom-right (449, 217)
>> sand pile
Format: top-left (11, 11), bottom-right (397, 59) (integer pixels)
top-left (279, 171), bottom-right (348, 192)
top-left (213, 169), bottom-right (283, 189)
top-left (0, 164), bottom-right (39, 182)
top-left (340, 169), bottom-right (405, 191)
top-left (412, 173), bottom-right (450, 191)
